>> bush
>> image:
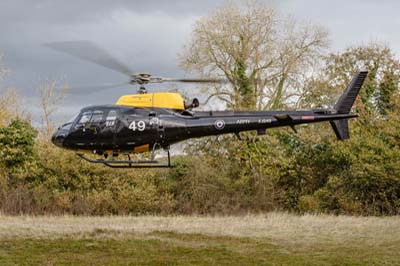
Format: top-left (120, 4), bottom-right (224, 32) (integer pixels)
top-left (0, 111), bottom-right (399, 216)
top-left (0, 119), bottom-right (37, 168)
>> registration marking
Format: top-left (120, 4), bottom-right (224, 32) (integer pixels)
top-left (258, 119), bottom-right (272, 124)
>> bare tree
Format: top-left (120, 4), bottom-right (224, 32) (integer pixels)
top-left (0, 56), bottom-right (28, 126)
top-left (37, 79), bottom-right (69, 137)
top-left (301, 43), bottom-right (400, 118)
top-left (0, 88), bottom-right (24, 127)
top-left (0, 54), bottom-right (9, 83)
top-left (179, 2), bottom-right (329, 110)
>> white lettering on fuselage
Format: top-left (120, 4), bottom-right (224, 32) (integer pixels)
top-left (258, 119), bottom-right (272, 124)
top-left (149, 117), bottom-right (161, 127)
top-left (236, 119), bottom-right (251, 124)
top-left (105, 121), bottom-right (115, 127)
top-left (129, 120), bottom-right (146, 131)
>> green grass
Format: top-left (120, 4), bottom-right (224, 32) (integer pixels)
top-left (0, 231), bottom-right (399, 266)
top-left (0, 214), bottom-right (400, 265)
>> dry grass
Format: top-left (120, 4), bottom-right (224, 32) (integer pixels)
top-left (1, 213), bottom-right (400, 265)
top-left (0, 212), bottom-right (399, 247)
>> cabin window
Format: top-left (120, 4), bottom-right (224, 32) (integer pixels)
top-left (73, 111), bottom-right (92, 130)
top-left (90, 110), bottom-right (104, 124)
top-left (78, 111), bottom-right (92, 125)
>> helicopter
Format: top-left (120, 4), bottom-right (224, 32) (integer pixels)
top-left (48, 41), bottom-right (368, 168)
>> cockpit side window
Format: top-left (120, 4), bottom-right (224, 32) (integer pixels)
top-left (59, 112), bottom-right (79, 131)
top-left (75, 111), bottom-right (92, 128)
top-left (79, 111), bottom-right (92, 124)
top-left (90, 110), bottom-right (104, 124)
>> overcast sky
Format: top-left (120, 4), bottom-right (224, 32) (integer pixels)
top-left (1, 0), bottom-right (399, 124)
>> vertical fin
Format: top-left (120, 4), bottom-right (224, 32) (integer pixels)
top-left (334, 71), bottom-right (368, 114)
top-left (330, 71), bottom-right (367, 140)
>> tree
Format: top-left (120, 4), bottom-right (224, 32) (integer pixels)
top-left (288, 47), bottom-right (400, 214)
top-left (37, 79), bottom-right (69, 137)
top-left (0, 54), bottom-right (9, 83)
top-left (0, 56), bottom-right (27, 126)
top-left (0, 119), bottom-right (37, 168)
top-left (302, 43), bottom-right (400, 116)
top-left (179, 2), bottom-right (328, 110)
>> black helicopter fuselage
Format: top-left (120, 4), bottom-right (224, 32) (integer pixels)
top-left (51, 104), bottom-right (356, 155)
top-left (52, 71), bottom-right (368, 168)
top-left (45, 40), bottom-right (368, 168)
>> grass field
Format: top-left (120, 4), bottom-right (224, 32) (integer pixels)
top-left (0, 213), bottom-right (400, 265)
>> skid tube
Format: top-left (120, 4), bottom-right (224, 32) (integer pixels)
top-left (76, 144), bottom-right (172, 168)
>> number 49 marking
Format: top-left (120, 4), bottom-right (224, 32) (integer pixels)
top-left (129, 120), bottom-right (146, 131)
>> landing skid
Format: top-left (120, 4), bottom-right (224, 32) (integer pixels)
top-left (76, 145), bottom-right (172, 168)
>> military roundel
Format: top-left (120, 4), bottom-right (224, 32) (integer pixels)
top-left (214, 120), bottom-right (225, 130)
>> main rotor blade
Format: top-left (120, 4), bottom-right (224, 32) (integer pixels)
top-left (44, 41), bottom-right (134, 77)
top-left (66, 81), bottom-right (130, 95)
top-left (159, 78), bottom-right (228, 83)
